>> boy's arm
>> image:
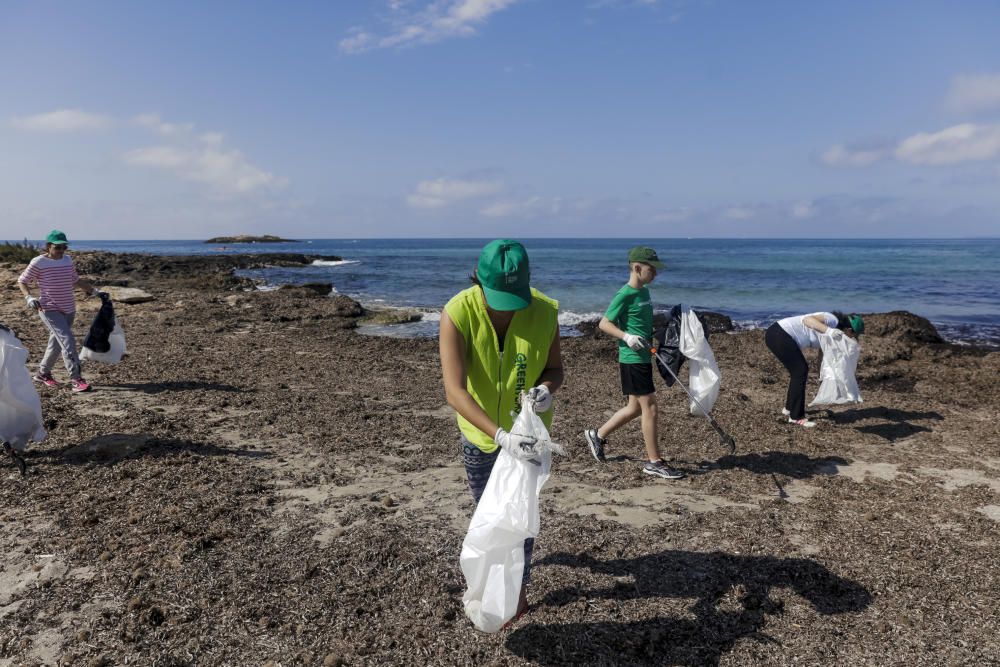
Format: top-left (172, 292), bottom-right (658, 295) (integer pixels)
top-left (598, 316), bottom-right (627, 341)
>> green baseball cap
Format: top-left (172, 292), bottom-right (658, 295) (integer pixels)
top-left (46, 230), bottom-right (69, 245)
top-left (476, 239), bottom-right (532, 311)
top-left (848, 314), bottom-right (865, 335)
top-left (627, 246), bottom-right (665, 269)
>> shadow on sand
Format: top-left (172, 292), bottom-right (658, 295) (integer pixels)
top-left (829, 406), bottom-right (943, 442)
top-left (508, 550), bottom-right (871, 666)
top-left (22, 433), bottom-right (271, 466)
top-left (100, 381), bottom-right (243, 394)
top-left (709, 451), bottom-right (846, 479)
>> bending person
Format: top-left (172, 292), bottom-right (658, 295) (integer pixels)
top-left (439, 239), bottom-right (563, 619)
top-left (764, 311), bottom-right (864, 427)
top-left (17, 230), bottom-right (102, 393)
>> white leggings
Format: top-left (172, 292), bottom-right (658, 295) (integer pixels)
top-left (38, 310), bottom-right (81, 379)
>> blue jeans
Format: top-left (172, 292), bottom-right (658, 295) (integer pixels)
top-left (461, 436), bottom-right (534, 584)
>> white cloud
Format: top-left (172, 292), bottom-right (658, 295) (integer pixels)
top-left (340, 0), bottom-right (521, 54)
top-left (945, 73), bottom-right (1000, 115)
top-left (11, 109), bottom-right (111, 132)
top-left (125, 120), bottom-right (284, 194)
top-left (895, 123), bottom-right (1000, 165)
top-left (133, 113), bottom-right (195, 136)
top-left (723, 206), bottom-right (754, 220)
top-left (821, 143), bottom-right (888, 167)
top-left (407, 177), bottom-right (503, 208)
top-left (791, 201), bottom-right (816, 219)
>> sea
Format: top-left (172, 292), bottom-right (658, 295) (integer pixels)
top-left (48, 238), bottom-right (1000, 346)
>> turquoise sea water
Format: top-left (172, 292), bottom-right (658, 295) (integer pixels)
top-left (36, 238), bottom-right (1000, 345)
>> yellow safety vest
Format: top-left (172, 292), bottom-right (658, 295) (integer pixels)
top-left (444, 286), bottom-right (559, 452)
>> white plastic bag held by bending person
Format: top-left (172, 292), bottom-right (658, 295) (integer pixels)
top-left (80, 323), bottom-right (127, 364)
top-left (679, 306), bottom-right (721, 415)
top-left (461, 396), bottom-right (564, 633)
top-left (0, 326), bottom-right (47, 450)
top-left (810, 331), bottom-right (862, 406)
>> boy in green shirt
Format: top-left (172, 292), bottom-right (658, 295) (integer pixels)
top-left (584, 246), bottom-right (685, 480)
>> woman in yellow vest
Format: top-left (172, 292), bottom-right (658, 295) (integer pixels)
top-left (440, 239), bottom-right (563, 620)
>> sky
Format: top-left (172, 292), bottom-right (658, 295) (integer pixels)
top-left (2, 0), bottom-right (1000, 240)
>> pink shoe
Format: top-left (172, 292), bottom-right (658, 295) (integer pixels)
top-left (788, 418), bottom-right (816, 428)
top-left (33, 373), bottom-right (59, 388)
top-left (70, 378), bottom-right (92, 393)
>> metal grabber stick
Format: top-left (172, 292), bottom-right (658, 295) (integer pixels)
top-left (650, 346), bottom-right (736, 454)
top-left (3, 441), bottom-right (27, 476)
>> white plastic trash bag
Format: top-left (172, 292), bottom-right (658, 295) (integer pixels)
top-left (461, 396), bottom-right (563, 633)
top-left (810, 331), bottom-right (862, 406)
top-left (0, 326), bottom-right (47, 450)
top-left (679, 306), bottom-right (721, 416)
top-left (80, 322), bottom-right (127, 364)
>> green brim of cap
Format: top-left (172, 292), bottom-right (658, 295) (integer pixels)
top-left (644, 259), bottom-right (665, 269)
top-left (481, 284), bottom-right (532, 311)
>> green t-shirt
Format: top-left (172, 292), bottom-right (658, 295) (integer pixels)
top-left (605, 284), bottom-right (653, 363)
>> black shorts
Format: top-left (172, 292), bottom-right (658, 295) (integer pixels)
top-left (620, 362), bottom-right (655, 396)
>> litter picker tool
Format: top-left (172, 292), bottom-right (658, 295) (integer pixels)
top-left (650, 345), bottom-right (736, 454)
top-left (3, 441), bottom-right (27, 476)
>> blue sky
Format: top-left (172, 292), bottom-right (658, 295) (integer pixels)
top-left (2, 0), bottom-right (1000, 239)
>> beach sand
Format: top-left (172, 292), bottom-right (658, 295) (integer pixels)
top-left (1, 253), bottom-right (998, 665)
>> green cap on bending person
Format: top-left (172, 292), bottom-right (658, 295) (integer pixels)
top-left (627, 246), bottom-right (666, 269)
top-left (46, 230), bottom-right (69, 245)
top-left (476, 239), bottom-right (532, 311)
top-left (848, 314), bottom-right (865, 336)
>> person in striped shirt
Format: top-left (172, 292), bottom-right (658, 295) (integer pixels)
top-left (16, 230), bottom-right (102, 393)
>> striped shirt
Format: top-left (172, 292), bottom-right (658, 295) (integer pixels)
top-left (18, 255), bottom-right (80, 313)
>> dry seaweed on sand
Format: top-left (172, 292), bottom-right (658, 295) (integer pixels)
top-left (1, 254), bottom-right (998, 665)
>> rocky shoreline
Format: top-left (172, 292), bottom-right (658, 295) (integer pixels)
top-left (1, 251), bottom-right (998, 665)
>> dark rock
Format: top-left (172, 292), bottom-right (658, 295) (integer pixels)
top-left (277, 282), bottom-right (334, 297)
top-left (72, 252), bottom-right (342, 291)
top-left (330, 295), bottom-right (364, 317)
top-left (861, 311), bottom-right (944, 345)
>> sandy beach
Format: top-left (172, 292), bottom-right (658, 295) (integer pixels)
top-left (2, 252), bottom-right (999, 666)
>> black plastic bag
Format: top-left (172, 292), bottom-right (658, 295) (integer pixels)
top-left (83, 293), bottom-right (115, 354)
top-left (651, 304), bottom-right (684, 386)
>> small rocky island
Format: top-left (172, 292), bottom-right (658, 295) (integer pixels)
top-left (204, 235), bottom-right (297, 244)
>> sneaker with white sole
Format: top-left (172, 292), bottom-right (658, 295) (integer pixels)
top-left (33, 373), bottom-right (58, 388)
top-left (781, 407), bottom-right (790, 417)
top-left (787, 417), bottom-right (816, 428)
top-left (70, 378), bottom-right (92, 393)
top-left (584, 429), bottom-right (607, 462)
top-left (643, 460), bottom-right (686, 479)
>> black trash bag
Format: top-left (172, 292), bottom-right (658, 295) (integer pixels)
top-left (651, 304), bottom-right (684, 386)
top-left (83, 293), bottom-right (115, 354)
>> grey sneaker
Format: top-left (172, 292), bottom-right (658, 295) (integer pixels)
top-left (643, 460), bottom-right (686, 480)
top-left (584, 429), bottom-right (607, 462)
top-left (781, 407), bottom-right (790, 417)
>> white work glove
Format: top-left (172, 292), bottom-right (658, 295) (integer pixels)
top-left (494, 427), bottom-right (538, 461)
top-left (526, 385), bottom-right (553, 412)
top-left (25, 296), bottom-right (40, 310)
top-left (622, 333), bottom-right (649, 352)
top-left (827, 328), bottom-right (844, 341)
